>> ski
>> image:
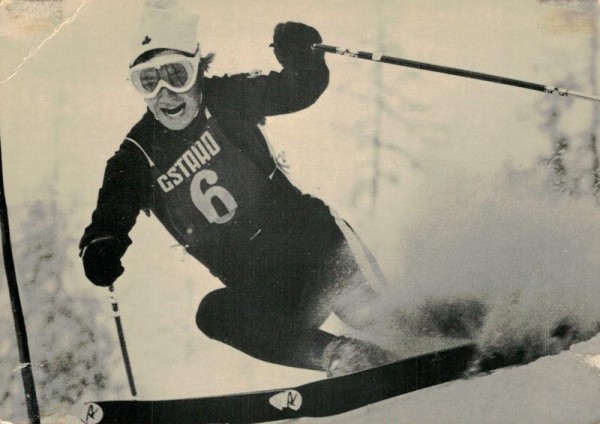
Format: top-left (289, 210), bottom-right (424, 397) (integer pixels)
top-left (81, 343), bottom-right (479, 423)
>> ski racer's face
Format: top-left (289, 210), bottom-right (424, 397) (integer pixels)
top-left (134, 49), bottom-right (203, 131)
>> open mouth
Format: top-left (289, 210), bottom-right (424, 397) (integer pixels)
top-left (162, 103), bottom-right (186, 118)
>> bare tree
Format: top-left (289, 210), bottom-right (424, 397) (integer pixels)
top-left (339, 2), bottom-right (428, 214)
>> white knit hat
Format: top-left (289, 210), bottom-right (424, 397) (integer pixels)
top-left (130, 3), bottom-right (200, 67)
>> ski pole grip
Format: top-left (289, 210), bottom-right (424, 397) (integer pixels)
top-left (312, 44), bottom-right (338, 54)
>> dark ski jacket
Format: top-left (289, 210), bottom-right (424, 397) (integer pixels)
top-left (80, 62), bottom-right (343, 285)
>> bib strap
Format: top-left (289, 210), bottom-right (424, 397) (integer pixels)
top-left (125, 137), bottom-right (155, 168)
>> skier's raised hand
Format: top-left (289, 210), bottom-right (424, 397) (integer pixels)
top-left (81, 236), bottom-right (126, 287)
top-left (271, 22), bottom-right (325, 71)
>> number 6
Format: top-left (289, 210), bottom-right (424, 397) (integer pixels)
top-left (190, 169), bottom-right (237, 224)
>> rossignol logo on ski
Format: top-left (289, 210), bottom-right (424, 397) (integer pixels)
top-left (81, 402), bottom-right (104, 424)
top-left (268, 389), bottom-right (302, 411)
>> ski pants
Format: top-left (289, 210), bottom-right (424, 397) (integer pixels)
top-left (195, 217), bottom-right (386, 371)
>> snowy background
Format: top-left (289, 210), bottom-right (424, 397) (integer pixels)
top-left (1, 0), bottom-right (600, 422)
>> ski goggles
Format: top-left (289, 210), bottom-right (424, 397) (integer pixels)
top-left (129, 51), bottom-right (201, 99)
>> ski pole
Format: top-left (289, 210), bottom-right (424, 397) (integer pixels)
top-left (108, 284), bottom-right (137, 397)
top-left (312, 43), bottom-right (600, 103)
top-left (0, 130), bottom-right (41, 423)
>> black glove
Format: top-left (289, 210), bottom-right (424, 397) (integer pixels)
top-left (81, 236), bottom-right (126, 287)
top-left (271, 22), bottom-right (325, 72)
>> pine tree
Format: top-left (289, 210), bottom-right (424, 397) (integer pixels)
top-left (538, 1), bottom-right (600, 199)
top-left (1, 198), bottom-right (120, 419)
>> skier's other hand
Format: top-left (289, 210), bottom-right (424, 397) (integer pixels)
top-left (81, 237), bottom-right (126, 287)
top-left (271, 22), bottom-right (324, 71)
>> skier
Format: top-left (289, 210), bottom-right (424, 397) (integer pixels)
top-left (79, 5), bottom-right (390, 377)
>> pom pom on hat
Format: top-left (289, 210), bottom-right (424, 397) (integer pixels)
top-left (130, 2), bottom-right (200, 66)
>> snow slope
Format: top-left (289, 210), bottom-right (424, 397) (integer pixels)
top-left (281, 334), bottom-right (600, 424)
top-left (33, 334), bottom-right (600, 423)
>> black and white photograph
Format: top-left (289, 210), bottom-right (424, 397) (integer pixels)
top-left (1, 0), bottom-right (600, 423)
